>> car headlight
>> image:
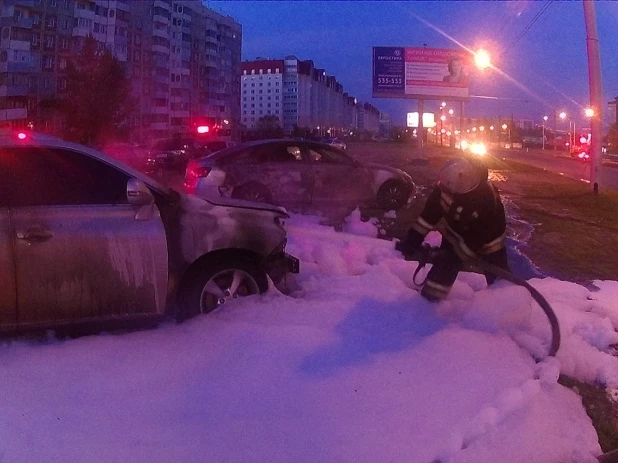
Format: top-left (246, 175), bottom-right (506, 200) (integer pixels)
top-left (470, 142), bottom-right (487, 156)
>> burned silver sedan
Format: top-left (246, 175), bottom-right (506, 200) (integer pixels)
top-left (0, 131), bottom-right (298, 335)
top-left (184, 140), bottom-right (416, 213)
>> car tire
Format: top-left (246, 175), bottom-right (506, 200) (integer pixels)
top-left (177, 257), bottom-right (268, 321)
top-left (376, 180), bottom-right (410, 210)
top-left (231, 182), bottom-right (274, 204)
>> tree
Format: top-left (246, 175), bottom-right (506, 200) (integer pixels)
top-left (60, 36), bottom-right (134, 147)
top-left (253, 115), bottom-right (283, 139)
top-left (256, 115), bottom-right (281, 131)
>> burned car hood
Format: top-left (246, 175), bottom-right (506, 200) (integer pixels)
top-left (180, 193), bottom-right (288, 217)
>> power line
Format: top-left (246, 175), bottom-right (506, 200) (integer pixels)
top-left (501, 1), bottom-right (553, 57)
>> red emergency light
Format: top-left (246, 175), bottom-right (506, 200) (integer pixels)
top-left (196, 125), bottom-right (210, 134)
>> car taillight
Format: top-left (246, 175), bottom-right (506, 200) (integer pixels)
top-left (187, 166), bottom-right (211, 179)
top-left (184, 165), bottom-right (211, 193)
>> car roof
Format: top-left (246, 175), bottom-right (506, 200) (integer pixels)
top-left (0, 130), bottom-right (171, 194)
top-left (205, 138), bottom-right (342, 162)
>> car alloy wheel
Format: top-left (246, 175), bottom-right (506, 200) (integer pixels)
top-left (199, 269), bottom-right (260, 313)
top-left (377, 181), bottom-right (409, 210)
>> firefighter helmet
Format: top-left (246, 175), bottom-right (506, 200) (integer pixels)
top-left (438, 157), bottom-right (487, 194)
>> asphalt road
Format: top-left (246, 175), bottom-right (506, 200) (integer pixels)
top-left (492, 148), bottom-right (618, 190)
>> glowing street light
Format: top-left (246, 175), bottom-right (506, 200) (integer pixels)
top-left (559, 112), bottom-right (567, 120)
top-left (472, 127), bottom-right (477, 132)
top-left (441, 101), bottom-right (447, 108)
top-left (474, 49), bottom-right (491, 70)
top-left (441, 128), bottom-right (446, 134)
top-left (584, 107), bottom-right (595, 118)
top-left (489, 125), bottom-right (494, 131)
top-left (440, 115), bottom-right (446, 122)
top-left (543, 115), bottom-right (548, 122)
top-left (448, 109), bottom-right (454, 116)
top-left (501, 123), bottom-right (508, 130)
top-left (479, 126), bottom-right (485, 132)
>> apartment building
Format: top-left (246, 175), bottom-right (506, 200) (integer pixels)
top-left (0, 0), bottom-right (241, 141)
top-left (241, 55), bottom-right (382, 136)
top-left (608, 97), bottom-right (617, 126)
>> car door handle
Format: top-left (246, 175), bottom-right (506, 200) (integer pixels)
top-left (16, 228), bottom-right (54, 244)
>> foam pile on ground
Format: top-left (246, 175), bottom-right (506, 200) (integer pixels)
top-left (0, 214), bottom-right (615, 462)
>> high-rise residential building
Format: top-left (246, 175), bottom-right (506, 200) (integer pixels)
top-left (241, 55), bottom-right (381, 136)
top-left (0, 0), bottom-right (242, 141)
top-left (608, 98), bottom-right (617, 126)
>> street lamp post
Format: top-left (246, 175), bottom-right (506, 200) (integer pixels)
top-left (543, 115), bottom-right (548, 150)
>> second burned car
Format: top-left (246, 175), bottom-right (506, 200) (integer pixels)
top-left (184, 140), bottom-right (416, 213)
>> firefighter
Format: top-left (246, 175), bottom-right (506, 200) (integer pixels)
top-left (396, 156), bottom-right (510, 301)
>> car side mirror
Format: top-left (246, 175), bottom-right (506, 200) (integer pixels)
top-left (127, 178), bottom-right (155, 206)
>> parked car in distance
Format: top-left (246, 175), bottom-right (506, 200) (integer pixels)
top-left (322, 137), bottom-right (347, 151)
top-left (101, 142), bottom-right (150, 172)
top-left (184, 139), bottom-right (415, 213)
top-left (0, 130), bottom-right (298, 335)
top-left (146, 136), bottom-right (206, 177)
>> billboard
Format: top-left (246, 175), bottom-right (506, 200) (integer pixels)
top-left (373, 47), bottom-right (470, 100)
top-left (406, 112), bottom-right (436, 128)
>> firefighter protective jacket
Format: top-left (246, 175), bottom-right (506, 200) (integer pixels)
top-left (405, 180), bottom-right (507, 260)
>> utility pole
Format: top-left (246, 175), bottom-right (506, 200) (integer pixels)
top-left (553, 110), bottom-right (557, 151)
top-left (583, 0), bottom-right (603, 193)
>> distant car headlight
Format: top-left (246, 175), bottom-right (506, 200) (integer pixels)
top-left (460, 140), bottom-right (469, 151)
top-left (470, 142), bottom-right (487, 156)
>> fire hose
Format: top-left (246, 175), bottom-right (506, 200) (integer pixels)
top-left (410, 244), bottom-right (561, 359)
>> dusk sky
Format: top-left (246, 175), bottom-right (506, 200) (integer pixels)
top-left (208, 1), bottom-right (618, 128)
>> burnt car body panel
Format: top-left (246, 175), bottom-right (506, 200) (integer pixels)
top-left (187, 140), bottom-right (415, 212)
top-left (0, 131), bottom-right (295, 334)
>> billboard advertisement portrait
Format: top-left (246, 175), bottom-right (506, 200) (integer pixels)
top-left (373, 46), bottom-right (471, 101)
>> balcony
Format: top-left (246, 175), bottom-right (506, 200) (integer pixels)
top-left (0, 108), bottom-right (27, 120)
top-left (0, 61), bottom-right (34, 73)
top-left (151, 44), bottom-right (169, 54)
top-left (153, 0), bottom-right (172, 10)
top-left (153, 15), bottom-right (169, 25)
top-left (0, 17), bottom-right (33, 28)
top-left (152, 28), bottom-right (168, 39)
top-left (0, 85), bottom-right (29, 96)
top-left (0, 39), bottom-right (31, 51)
top-left (152, 106), bottom-right (169, 115)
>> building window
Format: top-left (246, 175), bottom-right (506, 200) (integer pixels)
top-left (59, 57), bottom-right (66, 69)
top-left (109, 9), bottom-right (115, 17)
top-left (44, 35), bottom-right (55, 48)
top-left (60, 78), bottom-right (67, 90)
top-left (33, 14), bottom-right (41, 25)
top-left (61, 37), bottom-right (69, 49)
top-left (64, 0), bottom-right (70, 8)
top-left (51, 0), bottom-right (57, 7)
top-left (135, 35), bottom-right (141, 45)
top-left (43, 77), bottom-right (50, 88)
top-left (32, 34), bottom-right (39, 46)
top-left (43, 56), bottom-right (54, 69)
